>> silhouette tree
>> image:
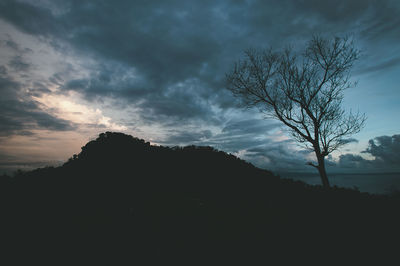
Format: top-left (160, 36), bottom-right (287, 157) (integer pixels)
top-left (226, 36), bottom-right (366, 188)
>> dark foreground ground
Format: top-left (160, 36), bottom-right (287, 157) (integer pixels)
top-left (2, 132), bottom-right (399, 265)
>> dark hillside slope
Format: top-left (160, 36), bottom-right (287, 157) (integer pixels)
top-left (2, 132), bottom-right (399, 264)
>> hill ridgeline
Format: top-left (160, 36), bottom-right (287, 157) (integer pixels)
top-left (1, 132), bottom-right (399, 264)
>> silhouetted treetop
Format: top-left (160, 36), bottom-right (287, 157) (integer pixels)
top-left (64, 132), bottom-right (255, 173)
top-left (74, 132), bottom-right (151, 161)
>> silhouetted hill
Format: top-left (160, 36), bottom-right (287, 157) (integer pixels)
top-left (2, 132), bottom-right (399, 265)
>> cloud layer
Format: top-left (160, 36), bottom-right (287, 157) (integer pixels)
top-left (0, 0), bottom-right (399, 174)
top-left (0, 68), bottom-right (75, 136)
top-left (338, 134), bottom-right (400, 171)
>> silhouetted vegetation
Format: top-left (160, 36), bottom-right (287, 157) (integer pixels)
top-left (227, 36), bottom-right (366, 188)
top-left (2, 132), bottom-right (399, 264)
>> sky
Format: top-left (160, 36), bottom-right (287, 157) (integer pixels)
top-left (0, 0), bottom-right (400, 182)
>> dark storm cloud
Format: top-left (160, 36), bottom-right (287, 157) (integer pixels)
top-left (200, 118), bottom-right (281, 151)
top-left (3, 38), bottom-right (19, 50)
top-left (2, 0), bottom-right (399, 126)
top-left (337, 154), bottom-right (371, 169)
top-left (138, 92), bottom-right (215, 124)
top-left (48, 73), bottom-right (64, 86)
top-left (1, 0), bottom-right (399, 175)
top-left (363, 135), bottom-right (400, 166)
top-left (1, 36), bottom-right (33, 54)
top-left (340, 138), bottom-right (359, 145)
top-left (338, 134), bottom-right (400, 171)
top-left (162, 130), bottom-right (213, 144)
top-left (0, 0), bottom-right (60, 37)
top-left (0, 65), bottom-right (7, 76)
top-left (1, 0), bottom-right (224, 91)
top-left (0, 36), bottom-right (76, 135)
top-left (1, 36), bottom-right (33, 74)
top-left (0, 72), bottom-right (75, 136)
top-left (0, 100), bottom-right (73, 134)
top-left (26, 82), bottom-right (52, 97)
top-left (8, 55), bottom-right (30, 71)
top-left (356, 56), bottom-right (400, 75)
top-left (61, 66), bottom-right (218, 125)
top-left (222, 119), bottom-right (280, 135)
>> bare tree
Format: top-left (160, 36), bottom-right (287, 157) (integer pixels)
top-left (226, 36), bottom-right (366, 188)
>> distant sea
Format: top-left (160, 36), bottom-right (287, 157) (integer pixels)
top-left (278, 172), bottom-right (400, 195)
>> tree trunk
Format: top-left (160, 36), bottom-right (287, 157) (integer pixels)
top-left (317, 155), bottom-right (330, 189)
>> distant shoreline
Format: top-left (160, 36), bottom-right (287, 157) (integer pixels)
top-left (277, 171), bottom-right (400, 176)
top-left (277, 171), bottom-right (400, 195)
